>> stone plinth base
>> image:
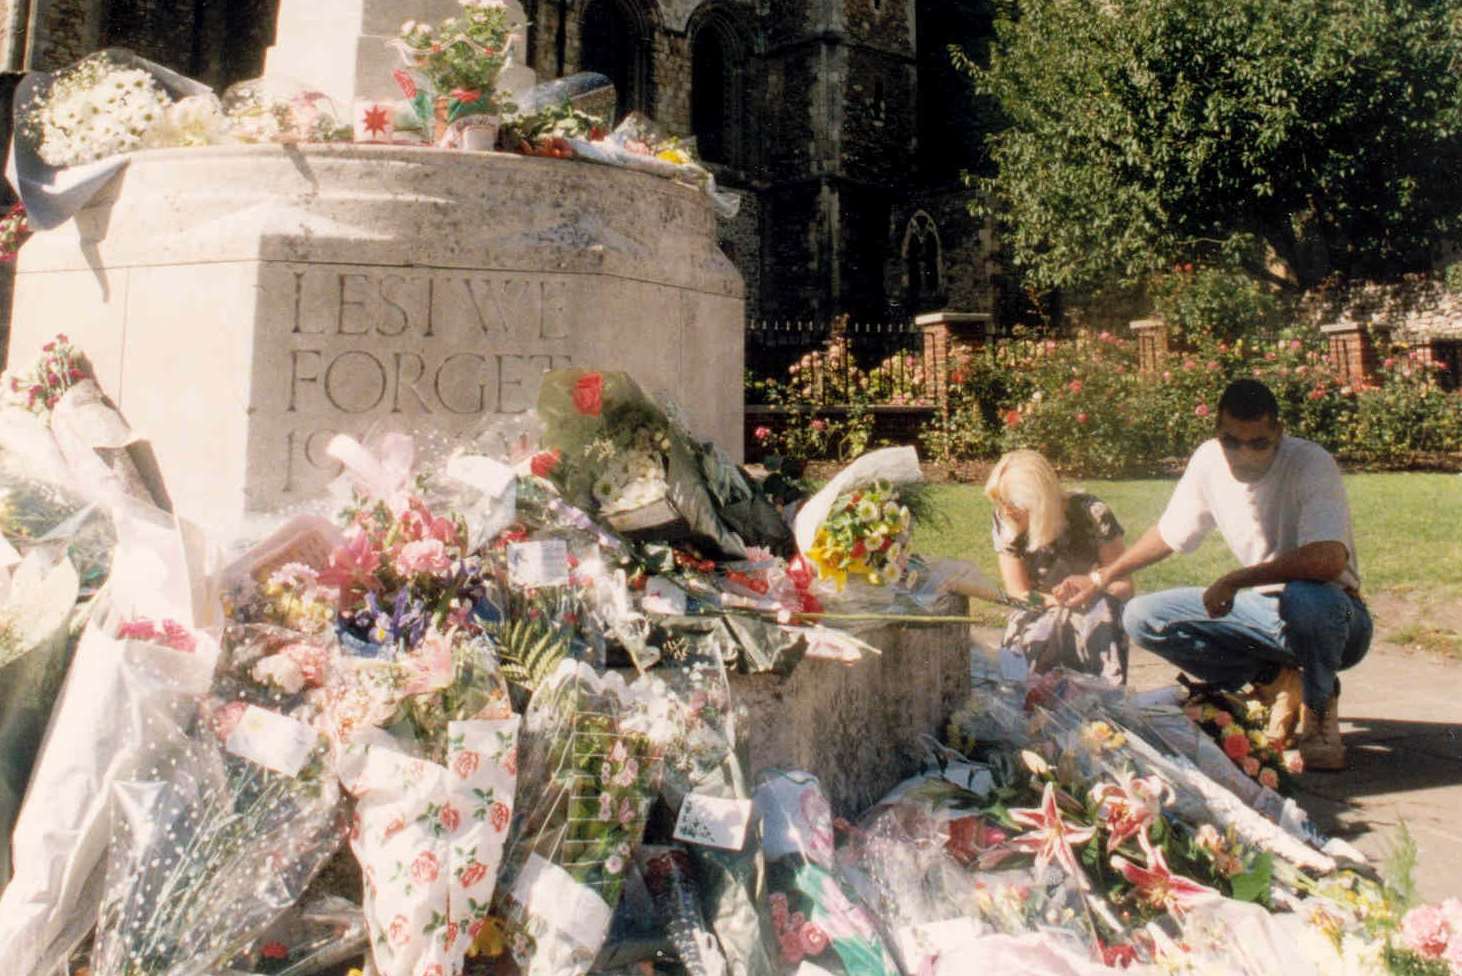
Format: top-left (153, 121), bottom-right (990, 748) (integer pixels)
top-left (731, 614), bottom-right (972, 816)
top-left (6, 145), bottom-right (744, 529)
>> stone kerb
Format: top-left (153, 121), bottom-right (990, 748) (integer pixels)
top-left (6, 145), bottom-right (745, 528)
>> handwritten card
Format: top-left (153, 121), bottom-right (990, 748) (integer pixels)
top-left (673, 792), bottom-right (753, 851)
top-left (507, 540), bottom-right (570, 588)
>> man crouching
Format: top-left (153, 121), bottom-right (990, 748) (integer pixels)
top-left (1052, 378), bottom-right (1372, 770)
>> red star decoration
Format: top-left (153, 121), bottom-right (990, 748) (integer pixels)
top-left (361, 105), bottom-right (392, 138)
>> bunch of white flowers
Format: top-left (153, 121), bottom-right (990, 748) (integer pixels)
top-left (591, 428), bottom-right (672, 515)
top-left (140, 94), bottom-right (231, 149)
top-left (21, 53), bottom-right (173, 167)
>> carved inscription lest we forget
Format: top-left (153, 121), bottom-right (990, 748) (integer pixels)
top-left (260, 266), bottom-right (580, 493)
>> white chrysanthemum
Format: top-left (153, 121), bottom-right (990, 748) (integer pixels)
top-left (141, 94), bottom-right (231, 149)
top-left (855, 498), bottom-right (879, 522)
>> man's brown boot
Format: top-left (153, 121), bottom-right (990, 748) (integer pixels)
top-left (1248, 667), bottom-right (1303, 747)
top-left (1297, 694), bottom-right (1346, 771)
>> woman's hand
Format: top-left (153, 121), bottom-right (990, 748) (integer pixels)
top-left (1053, 573), bottom-right (1098, 609)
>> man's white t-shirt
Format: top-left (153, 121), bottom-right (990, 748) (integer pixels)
top-left (1157, 435), bottom-right (1361, 593)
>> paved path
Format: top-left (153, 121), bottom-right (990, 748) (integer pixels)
top-left (975, 627), bottom-right (1462, 901)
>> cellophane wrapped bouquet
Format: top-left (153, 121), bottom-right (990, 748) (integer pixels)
top-left (793, 446), bottom-right (926, 611)
top-left (754, 771), bottom-right (900, 975)
top-left (494, 659), bottom-right (669, 975)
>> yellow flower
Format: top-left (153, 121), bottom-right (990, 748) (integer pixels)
top-left (657, 147), bottom-right (692, 165)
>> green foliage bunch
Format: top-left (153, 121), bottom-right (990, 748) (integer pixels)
top-left (965, 0), bottom-right (1462, 294)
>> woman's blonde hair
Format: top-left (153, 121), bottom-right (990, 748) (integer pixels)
top-left (984, 449), bottom-right (1068, 550)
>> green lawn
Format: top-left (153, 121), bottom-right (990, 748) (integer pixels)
top-left (912, 473), bottom-right (1462, 606)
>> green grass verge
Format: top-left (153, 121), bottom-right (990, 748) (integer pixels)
top-left (911, 472), bottom-right (1462, 602)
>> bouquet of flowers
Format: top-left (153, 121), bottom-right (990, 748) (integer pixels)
top-left (0, 582), bottom-right (217, 976)
top-left (804, 481), bottom-right (912, 591)
top-left (495, 660), bottom-right (668, 976)
top-left (6, 332), bottom-right (90, 414)
top-left (4, 334), bottom-right (168, 508)
top-left (221, 80), bottom-right (351, 144)
top-left (226, 896), bottom-right (368, 976)
top-left (639, 846), bottom-right (729, 976)
top-left (336, 698), bottom-right (520, 976)
top-left (1181, 688), bottom-right (1303, 792)
top-left (91, 692), bottom-right (347, 976)
top-left (0, 202), bottom-right (32, 261)
top-left (793, 447), bottom-right (924, 599)
top-left (535, 369), bottom-right (751, 559)
top-left (17, 50), bottom-right (174, 167)
top-left (391, 0), bottom-right (519, 147)
top-left (754, 771), bottom-right (900, 975)
top-left (500, 99), bottom-right (607, 157)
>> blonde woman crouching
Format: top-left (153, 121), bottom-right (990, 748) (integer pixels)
top-left (977, 450), bottom-right (1132, 684)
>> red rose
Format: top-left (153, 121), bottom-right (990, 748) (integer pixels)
top-left (1222, 732), bottom-right (1250, 760)
top-left (490, 801), bottom-right (511, 832)
top-left (459, 860), bottom-right (488, 888)
top-left (261, 941), bottom-right (288, 960)
top-left (453, 750), bottom-right (481, 780)
top-left (438, 804), bottom-right (461, 832)
top-left (388, 914), bottom-right (410, 946)
top-left (571, 372), bottom-right (604, 416)
top-left (451, 88), bottom-right (481, 104)
top-left (530, 449), bottom-right (561, 478)
top-left (411, 850), bottom-right (440, 884)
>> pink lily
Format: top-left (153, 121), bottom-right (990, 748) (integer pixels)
top-left (1110, 835), bottom-right (1219, 917)
top-left (1007, 781), bottom-right (1097, 888)
top-left (1089, 770), bottom-right (1173, 852)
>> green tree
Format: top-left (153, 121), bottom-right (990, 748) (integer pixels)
top-left (961, 0), bottom-right (1462, 294)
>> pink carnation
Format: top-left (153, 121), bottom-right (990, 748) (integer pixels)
top-left (1401, 904), bottom-right (1453, 959)
top-left (395, 538), bottom-right (451, 576)
top-left (1213, 710), bottom-right (1233, 728)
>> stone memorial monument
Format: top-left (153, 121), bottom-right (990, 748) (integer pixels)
top-left (5, 1), bottom-right (745, 532)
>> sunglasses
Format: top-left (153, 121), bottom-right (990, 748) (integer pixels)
top-left (1218, 433), bottom-right (1277, 452)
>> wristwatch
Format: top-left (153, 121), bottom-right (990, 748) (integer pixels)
top-left (1088, 568), bottom-right (1106, 592)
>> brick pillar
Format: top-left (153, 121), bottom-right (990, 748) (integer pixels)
top-left (916, 310), bottom-right (991, 404)
top-left (1129, 317), bottom-right (1170, 372)
top-left (1322, 321), bottom-right (1390, 387)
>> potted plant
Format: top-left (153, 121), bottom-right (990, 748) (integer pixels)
top-left (393, 0), bottom-right (519, 150)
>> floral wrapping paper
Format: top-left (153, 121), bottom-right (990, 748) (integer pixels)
top-left (339, 716), bottom-right (520, 976)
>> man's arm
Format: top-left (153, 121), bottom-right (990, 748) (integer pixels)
top-left (1200, 541), bottom-right (1349, 616)
top-left (1052, 525), bottom-right (1174, 608)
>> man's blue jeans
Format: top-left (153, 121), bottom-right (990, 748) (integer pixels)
top-left (1122, 582), bottom-right (1372, 710)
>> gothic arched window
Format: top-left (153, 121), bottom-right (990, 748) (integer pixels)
top-left (903, 211), bottom-right (944, 311)
top-left (690, 10), bottom-right (750, 169)
top-left (581, 0), bottom-right (653, 120)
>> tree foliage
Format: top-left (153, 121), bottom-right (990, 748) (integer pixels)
top-left (963, 0), bottom-right (1462, 293)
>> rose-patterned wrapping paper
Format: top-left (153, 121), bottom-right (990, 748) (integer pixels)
top-left (338, 716), bottom-right (520, 976)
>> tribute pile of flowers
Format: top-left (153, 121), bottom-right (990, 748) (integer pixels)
top-left (0, 361), bottom-right (1445, 976)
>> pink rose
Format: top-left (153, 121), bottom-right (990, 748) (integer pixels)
top-left (388, 914), bottom-right (411, 947)
top-left (383, 815), bottom-right (407, 841)
top-left (395, 538), bottom-right (451, 577)
top-left (779, 930), bottom-right (804, 964)
top-left (1258, 767), bottom-right (1280, 790)
top-left (1401, 904), bottom-right (1452, 958)
top-left (1284, 750), bottom-right (1305, 774)
top-left (490, 801), bottom-right (511, 832)
top-left (411, 851), bottom-right (440, 884)
top-left (1213, 710), bottom-right (1233, 728)
top-left (769, 892), bottom-right (790, 929)
top-left (754, 425), bottom-right (772, 442)
top-left (799, 921), bottom-right (830, 956)
top-left (1194, 402), bottom-right (1210, 418)
top-left (1241, 755), bottom-right (1261, 777)
top-left (453, 750), bottom-right (480, 780)
top-left (438, 804), bottom-right (461, 832)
